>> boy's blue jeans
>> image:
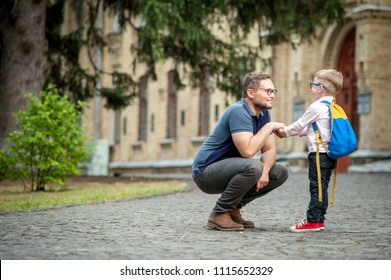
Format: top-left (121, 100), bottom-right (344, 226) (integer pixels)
top-left (307, 153), bottom-right (337, 223)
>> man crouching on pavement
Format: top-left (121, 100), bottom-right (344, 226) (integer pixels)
top-left (192, 72), bottom-right (289, 230)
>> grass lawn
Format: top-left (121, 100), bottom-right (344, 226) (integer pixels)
top-left (0, 178), bottom-right (187, 212)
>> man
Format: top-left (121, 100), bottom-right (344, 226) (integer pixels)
top-left (192, 72), bottom-right (289, 231)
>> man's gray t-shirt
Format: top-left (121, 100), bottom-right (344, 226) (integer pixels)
top-left (192, 98), bottom-right (271, 178)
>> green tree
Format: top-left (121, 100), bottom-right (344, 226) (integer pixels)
top-left (0, 0), bottom-right (346, 145)
top-left (0, 84), bottom-right (93, 191)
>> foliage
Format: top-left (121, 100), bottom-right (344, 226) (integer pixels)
top-left (1, 0), bottom-right (347, 107)
top-left (0, 84), bottom-right (94, 191)
top-left (45, 0), bottom-right (97, 105)
top-left (110, 0), bottom-right (346, 99)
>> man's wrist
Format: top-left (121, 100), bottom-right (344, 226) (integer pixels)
top-left (267, 123), bottom-right (274, 134)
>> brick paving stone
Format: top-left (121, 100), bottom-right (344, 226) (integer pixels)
top-left (0, 172), bottom-right (390, 260)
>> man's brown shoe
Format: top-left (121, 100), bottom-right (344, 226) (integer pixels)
top-left (230, 208), bottom-right (255, 228)
top-left (207, 212), bottom-right (244, 231)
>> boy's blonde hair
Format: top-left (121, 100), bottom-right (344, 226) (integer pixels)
top-left (314, 69), bottom-right (343, 94)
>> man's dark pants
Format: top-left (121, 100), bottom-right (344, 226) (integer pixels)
top-left (193, 158), bottom-right (289, 215)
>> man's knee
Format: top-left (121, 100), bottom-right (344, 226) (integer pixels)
top-left (244, 160), bottom-right (263, 179)
top-left (273, 163), bottom-right (289, 185)
top-left (281, 164), bottom-right (289, 181)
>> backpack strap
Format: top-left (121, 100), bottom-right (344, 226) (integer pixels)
top-left (323, 99), bottom-right (338, 205)
top-left (330, 162), bottom-right (338, 205)
top-left (312, 125), bottom-right (337, 205)
top-left (311, 122), bottom-right (329, 153)
top-left (312, 122), bottom-right (323, 202)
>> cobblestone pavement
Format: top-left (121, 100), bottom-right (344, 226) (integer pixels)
top-left (0, 172), bottom-right (390, 260)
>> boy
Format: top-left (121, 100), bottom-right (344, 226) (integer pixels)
top-left (277, 69), bottom-right (343, 232)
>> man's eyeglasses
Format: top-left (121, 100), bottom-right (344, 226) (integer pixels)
top-left (258, 88), bottom-right (277, 96)
top-left (309, 82), bottom-right (327, 89)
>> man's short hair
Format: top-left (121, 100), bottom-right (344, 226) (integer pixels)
top-left (242, 72), bottom-right (272, 98)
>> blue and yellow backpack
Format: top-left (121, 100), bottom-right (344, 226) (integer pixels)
top-left (312, 98), bottom-right (358, 205)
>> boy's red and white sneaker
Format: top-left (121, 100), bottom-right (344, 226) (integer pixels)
top-left (290, 220), bottom-right (321, 232)
top-left (319, 221), bottom-right (325, 230)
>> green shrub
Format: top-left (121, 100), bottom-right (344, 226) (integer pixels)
top-left (0, 84), bottom-right (94, 191)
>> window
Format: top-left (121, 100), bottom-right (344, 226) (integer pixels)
top-left (123, 117), bottom-right (127, 135)
top-left (167, 71), bottom-right (177, 138)
top-left (181, 110), bottom-right (186, 126)
top-left (138, 76), bottom-right (148, 141)
top-left (151, 113), bottom-right (155, 132)
top-left (294, 101), bottom-right (305, 120)
top-left (74, 0), bottom-right (84, 28)
top-left (114, 110), bottom-right (120, 144)
top-left (214, 104), bottom-right (219, 121)
top-left (358, 92), bottom-right (371, 115)
top-left (199, 66), bottom-right (210, 136)
top-left (111, 11), bottom-right (122, 33)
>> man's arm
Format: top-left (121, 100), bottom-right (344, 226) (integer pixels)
top-left (232, 122), bottom-right (285, 159)
top-left (260, 133), bottom-right (277, 172)
top-left (256, 134), bottom-right (277, 191)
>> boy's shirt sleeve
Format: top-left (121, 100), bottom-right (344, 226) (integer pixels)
top-left (284, 102), bottom-right (321, 137)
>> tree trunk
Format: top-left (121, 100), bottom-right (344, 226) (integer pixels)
top-left (0, 0), bottom-right (48, 147)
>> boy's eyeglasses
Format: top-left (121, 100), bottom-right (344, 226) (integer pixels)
top-left (258, 88), bottom-right (277, 96)
top-left (309, 82), bottom-right (327, 89)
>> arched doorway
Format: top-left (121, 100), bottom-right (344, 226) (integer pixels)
top-left (336, 28), bottom-right (358, 172)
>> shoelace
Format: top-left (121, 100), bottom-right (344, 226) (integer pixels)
top-left (296, 220), bottom-right (308, 227)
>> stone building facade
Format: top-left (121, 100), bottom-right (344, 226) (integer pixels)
top-left (272, 0), bottom-right (391, 172)
top-left (63, 0), bottom-right (391, 175)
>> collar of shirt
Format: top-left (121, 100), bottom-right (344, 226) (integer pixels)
top-left (317, 96), bottom-right (334, 104)
top-left (240, 98), bottom-right (264, 118)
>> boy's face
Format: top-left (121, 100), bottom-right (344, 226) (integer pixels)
top-left (310, 79), bottom-right (326, 101)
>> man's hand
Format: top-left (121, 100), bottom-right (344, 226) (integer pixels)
top-left (268, 122), bottom-right (286, 132)
top-left (275, 127), bottom-right (287, 138)
top-left (256, 173), bottom-right (269, 191)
